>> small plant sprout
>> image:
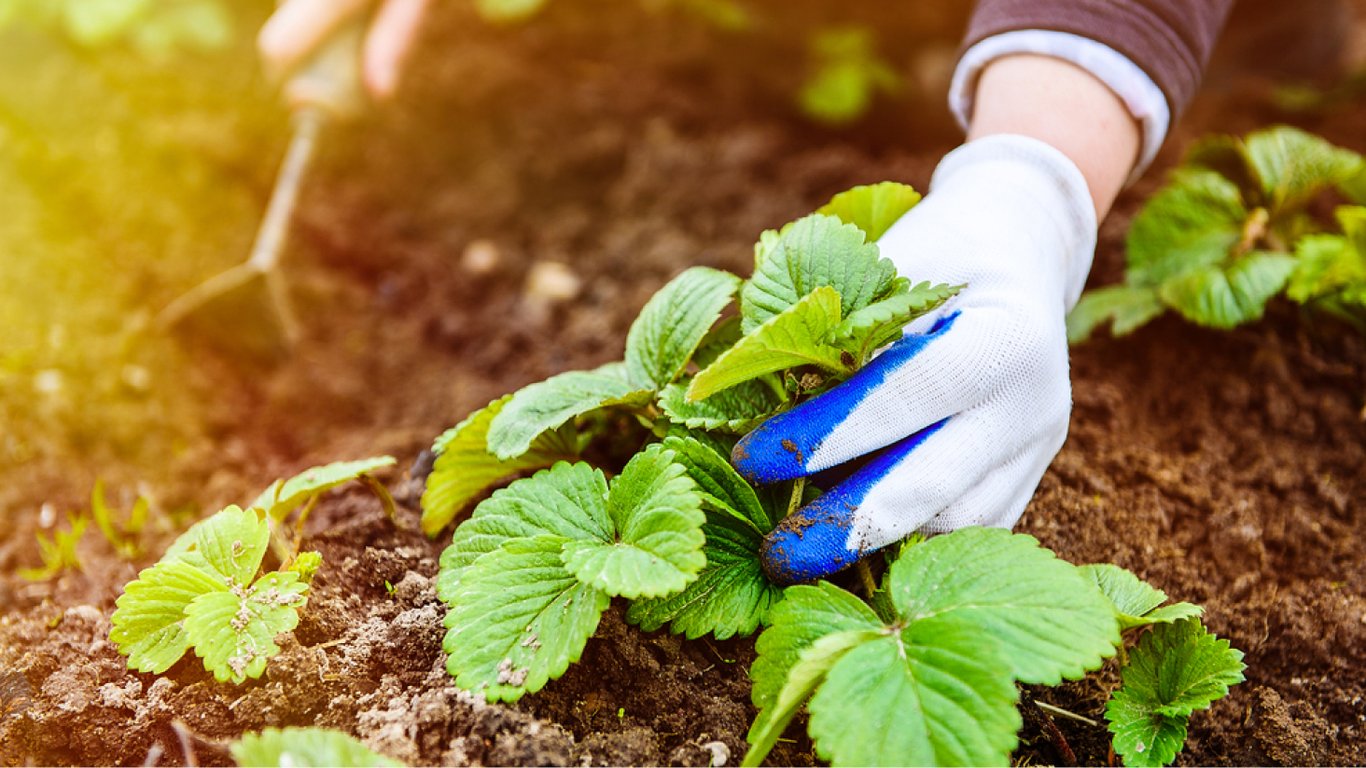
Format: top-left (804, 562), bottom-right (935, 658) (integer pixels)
top-left (1069, 125), bottom-right (1366, 340)
top-left (110, 505), bottom-right (310, 683)
top-left (1085, 564), bottom-right (1246, 767)
top-left (110, 456), bottom-right (394, 683)
top-left (798, 26), bottom-right (900, 125)
top-left (90, 479), bottom-right (151, 560)
top-left (230, 727), bottom-right (400, 768)
top-left (19, 511), bottom-right (88, 581)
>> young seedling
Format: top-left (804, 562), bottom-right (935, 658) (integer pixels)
top-left (110, 456), bottom-right (393, 683)
top-left (18, 511), bottom-right (88, 581)
top-left (1085, 563), bottom-right (1246, 767)
top-left (1105, 619), bottom-right (1246, 767)
top-left (1069, 125), bottom-right (1366, 340)
top-left (110, 505), bottom-right (312, 683)
top-left (230, 727), bottom-right (400, 768)
top-left (90, 479), bottom-right (150, 560)
top-left (798, 26), bottom-right (900, 125)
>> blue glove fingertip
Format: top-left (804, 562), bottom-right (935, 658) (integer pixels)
top-left (732, 310), bottom-right (961, 486)
top-left (759, 418), bottom-right (950, 585)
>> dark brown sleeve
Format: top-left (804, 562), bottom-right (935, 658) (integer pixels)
top-left (963, 0), bottom-right (1235, 118)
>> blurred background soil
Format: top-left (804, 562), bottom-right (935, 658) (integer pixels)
top-left (0, 0), bottom-right (1363, 764)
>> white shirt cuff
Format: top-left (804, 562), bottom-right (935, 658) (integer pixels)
top-left (948, 29), bottom-right (1170, 184)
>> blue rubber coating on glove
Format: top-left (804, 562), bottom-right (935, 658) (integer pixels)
top-left (731, 310), bottom-right (960, 485)
top-left (759, 417), bottom-right (950, 585)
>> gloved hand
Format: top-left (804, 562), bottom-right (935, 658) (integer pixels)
top-left (733, 134), bottom-right (1098, 585)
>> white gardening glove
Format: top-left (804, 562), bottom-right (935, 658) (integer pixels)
top-left (732, 134), bottom-right (1097, 585)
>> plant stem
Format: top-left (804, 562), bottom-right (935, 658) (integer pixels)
top-left (283, 494), bottom-right (322, 568)
top-left (856, 560), bottom-right (877, 599)
top-left (364, 476), bottom-right (399, 525)
top-left (785, 477), bottom-right (806, 519)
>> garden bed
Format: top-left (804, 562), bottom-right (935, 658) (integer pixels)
top-left (1, 2), bottom-right (1362, 764)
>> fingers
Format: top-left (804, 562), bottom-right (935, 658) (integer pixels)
top-left (759, 421), bottom-right (950, 586)
top-left (734, 306), bottom-right (1007, 484)
top-left (364, 0), bottom-right (430, 98)
top-left (759, 401), bottom-right (1067, 585)
top-left (258, 0), bottom-right (371, 81)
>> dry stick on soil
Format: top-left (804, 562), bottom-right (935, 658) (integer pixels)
top-left (1035, 700), bottom-right (1099, 727)
top-left (1039, 708), bottom-right (1077, 766)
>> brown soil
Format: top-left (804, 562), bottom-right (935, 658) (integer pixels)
top-left (2, 1), bottom-right (1364, 766)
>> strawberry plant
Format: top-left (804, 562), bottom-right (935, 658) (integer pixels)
top-left (1069, 125), bottom-right (1366, 340)
top-left (109, 456), bottom-right (393, 683)
top-left (427, 181), bottom-right (951, 686)
top-left (1085, 564), bottom-right (1246, 768)
top-left (424, 181), bottom-right (1242, 765)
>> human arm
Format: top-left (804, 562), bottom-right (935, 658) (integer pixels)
top-left (741, 3), bottom-right (1232, 584)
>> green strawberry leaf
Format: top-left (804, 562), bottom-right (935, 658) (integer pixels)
top-left (1067, 284), bottom-right (1166, 342)
top-left (1107, 619), bottom-right (1246, 766)
top-left (887, 527), bottom-right (1119, 684)
top-left (749, 581), bottom-right (883, 712)
top-left (167, 505), bottom-right (269, 587)
top-left (1157, 250), bottom-right (1296, 329)
top-left (561, 445), bottom-right (705, 599)
top-left (110, 558), bottom-right (227, 674)
top-left (1242, 125), bottom-right (1364, 211)
top-left (625, 267), bottom-right (741, 389)
top-left (251, 456), bottom-right (396, 521)
top-left (816, 181), bottom-right (922, 242)
top-left (1287, 208), bottom-right (1366, 305)
top-left (1106, 705), bottom-right (1189, 768)
top-left (1113, 619), bottom-right (1246, 719)
top-left (806, 618), bottom-right (1021, 767)
top-left (230, 727), bottom-right (401, 768)
top-left (742, 628), bottom-right (883, 767)
top-left (627, 512), bottom-right (783, 640)
top-left (442, 536), bottom-right (609, 702)
top-left (658, 379), bottom-right (785, 435)
top-left (833, 279), bottom-right (962, 358)
top-left (741, 214), bottom-right (896, 332)
top-left (689, 287), bottom-right (847, 401)
top-left (488, 363), bottom-right (654, 460)
top-left (421, 396), bottom-right (576, 537)
top-left (183, 570), bottom-right (309, 684)
top-left (1127, 168), bottom-right (1247, 286)
top-left (660, 435), bottom-right (771, 532)
top-left (1081, 564), bottom-right (1203, 631)
top-left (436, 462), bottom-right (612, 603)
